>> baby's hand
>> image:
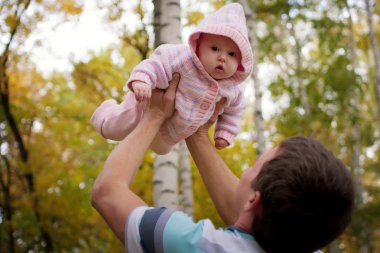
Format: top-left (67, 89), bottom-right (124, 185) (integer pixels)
top-left (215, 137), bottom-right (229, 149)
top-left (132, 81), bottom-right (152, 102)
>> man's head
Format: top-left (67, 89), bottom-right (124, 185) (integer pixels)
top-left (249, 136), bottom-right (355, 253)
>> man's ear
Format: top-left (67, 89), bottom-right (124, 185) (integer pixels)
top-left (244, 191), bottom-right (261, 211)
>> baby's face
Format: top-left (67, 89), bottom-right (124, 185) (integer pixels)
top-left (197, 34), bottom-right (241, 80)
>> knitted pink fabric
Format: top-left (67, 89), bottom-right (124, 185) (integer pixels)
top-left (92, 3), bottom-right (253, 146)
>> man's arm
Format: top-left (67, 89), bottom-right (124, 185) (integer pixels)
top-left (185, 99), bottom-right (240, 226)
top-left (91, 74), bottom-right (180, 242)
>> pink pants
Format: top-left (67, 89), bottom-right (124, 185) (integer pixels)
top-left (91, 92), bottom-right (143, 141)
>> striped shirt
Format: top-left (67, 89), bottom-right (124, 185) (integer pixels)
top-left (125, 206), bottom-right (266, 253)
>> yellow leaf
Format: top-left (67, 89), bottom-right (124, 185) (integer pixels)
top-left (186, 11), bottom-right (205, 26)
top-left (5, 14), bottom-right (18, 30)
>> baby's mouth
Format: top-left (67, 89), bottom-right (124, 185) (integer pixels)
top-left (216, 65), bottom-right (224, 71)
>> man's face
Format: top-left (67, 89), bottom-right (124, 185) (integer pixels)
top-left (197, 34), bottom-right (241, 80)
top-left (236, 147), bottom-right (279, 210)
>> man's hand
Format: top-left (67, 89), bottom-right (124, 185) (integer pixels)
top-left (145, 73), bottom-right (181, 120)
top-left (132, 81), bottom-right (152, 102)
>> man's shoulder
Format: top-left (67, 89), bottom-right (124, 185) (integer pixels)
top-left (126, 206), bottom-right (203, 253)
top-left (200, 223), bottom-right (265, 253)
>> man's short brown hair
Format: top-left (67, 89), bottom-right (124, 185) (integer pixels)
top-left (251, 136), bottom-right (355, 253)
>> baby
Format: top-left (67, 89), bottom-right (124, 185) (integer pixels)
top-left (91, 3), bottom-right (253, 154)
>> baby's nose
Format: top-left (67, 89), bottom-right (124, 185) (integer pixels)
top-left (218, 53), bottom-right (226, 62)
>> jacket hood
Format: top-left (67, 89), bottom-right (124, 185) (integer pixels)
top-left (188, 3), bottom-right (253, 84)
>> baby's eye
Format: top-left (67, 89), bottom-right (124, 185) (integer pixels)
top-left (211, 46), bottom-right (218, 51)
top-left (229, 52), bottom-right (236, 57)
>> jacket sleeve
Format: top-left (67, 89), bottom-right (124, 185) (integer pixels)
top-left (213, 86), bottom-right (246, 146)
top-left (126, 45), bottom-right (173, 91)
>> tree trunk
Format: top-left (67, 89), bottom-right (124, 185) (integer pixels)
top-left (347, 0), bottom-right (363, 206)
top-left (238, 0), bottom-right (266, 155)
top-left (364, 0), bottom-right (380, 116)
top-left (284, 14), bottom-right (312, 132)
top-left (289, 21), bottom-right (311, 119)
top-left (153, 147), bottom-right (179, 209)
top-left (0, 155), bottom-right (15, 253)
top-left (346, 2), bottom-right (368, 252)
top-left (178, 141), bottom-right (193, 216)
top-left (153, 0), bottom-right (181, 47)
top-left (0, 1), bottom-right (54, 252)
top-left (152, 0), bottom-right (183, 209)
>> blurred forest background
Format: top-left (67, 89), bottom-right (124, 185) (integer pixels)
top-left (1, 0), bottom-right (380, 252)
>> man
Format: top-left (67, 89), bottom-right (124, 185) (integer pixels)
top-left (91, 73), bottom-right (355, 253)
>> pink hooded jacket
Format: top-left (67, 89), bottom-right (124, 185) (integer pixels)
top-left (127, 3), bottom-right (253, 145)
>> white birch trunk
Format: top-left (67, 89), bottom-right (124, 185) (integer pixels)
top-left (178, 141), bottom-right (194, 216)
top-left (153, 0), bottom-right (162, 48)
top-left (285, 16), bottom-right (312, 122)
top-left (153, 0), bottom-right (181, 47)
top-left (238, 0), bottom-right (266, 155)
top-left (153, 146), bottom-right (179, 209)
top-left (365, 0), bottom-right (380, 114)
top-left (290, 23), bottom-right (311, 119)
top-left (152, 0), bottom-right (184, 209)
top-left (347, 2), bottom-right (369, 252)
top-left (348, 8), bottom-right (363, 204)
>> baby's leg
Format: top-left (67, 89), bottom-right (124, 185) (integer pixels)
top-left (91, 92), bottom-right (143, 141)
top-left (150, 133), bottom-right (173, 155)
